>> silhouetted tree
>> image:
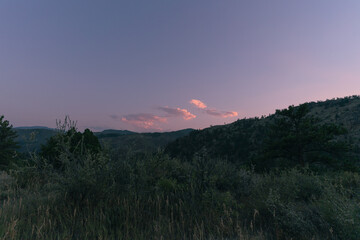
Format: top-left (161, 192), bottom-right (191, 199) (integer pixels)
top-left (40, 127), bottom-right (101, 170)
top-left (257, 104), bottom-right (350, 170)
top-left (0, 115), bottom-right (18, 169)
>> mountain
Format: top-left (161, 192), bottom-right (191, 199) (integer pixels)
top-left (15, 127), bottom-right (194, 154)
top-left (15, 128), bottom-right (57, 153)
top-left (15, 126), bottom-right (53, 130)
top-left (165, 95), bottom-right (360, 168)
top-left (94, 129), bottom-right (135, 138)
top-left (99, 129), bottom-right (194, 155)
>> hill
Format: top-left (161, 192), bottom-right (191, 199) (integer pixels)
top-left (165, 95), bottom-right (360, 169)
top-left (15, 127), bottom-right (194, 154)
top-left (15, 126), bottom-right (53, 130)
top-left (94, 129), bottom-right (135, 138)
top-left (99, 129), bottom-right (194, 156)
top-left (15, 128), bottom-right (57, 153)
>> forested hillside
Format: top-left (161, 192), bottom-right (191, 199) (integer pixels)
top-left (99, 129), bottom-right (194, 156)
top-left (166, 95), bottom-right (360, 171)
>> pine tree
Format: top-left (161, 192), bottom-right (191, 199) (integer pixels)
top-left (40, 127), bottom-right (101, 170)
top-left (0, 115), bottom-right (18, 169)
top-left (258, 104), bottom-right (350, 170)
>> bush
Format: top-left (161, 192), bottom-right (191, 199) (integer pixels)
top-left (242, 169), bottom-right (360, 239)
top-left (40, 117), bottom-right (101, 170)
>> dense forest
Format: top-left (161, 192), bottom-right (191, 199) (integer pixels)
top-left (1, 96), bottom-right (360, 239)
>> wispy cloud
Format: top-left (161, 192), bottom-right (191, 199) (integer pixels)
top-left (205, 109), bottom-right (238, 118)
top-left (189, 99), bottom-right (207, 109)
top-left (159, 106), bottom-right (196, 120)
top-left (121, 114), bottom-right (167, 130)
top-left (190, 99), bottom-right (238, 118)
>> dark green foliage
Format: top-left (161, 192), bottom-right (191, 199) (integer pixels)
top-left (245, 169), bottom-right (360, 239)
top-left (166, 97), bottom-right (360, 172)
top-left (40, 127), bottom-right (101, 170)
top-left (101, 128), bottom-right (194, 157)
top-left (256, 104), bottom-right (352, 171)
top-left (5, 150), bottom-right (360, 239)
top-left (0, 115), bottom-right (18, 170)
top-left (166, 118), bottom-right (265, 166)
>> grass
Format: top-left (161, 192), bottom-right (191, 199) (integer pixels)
top-left (0, 172), bottom-right (265, 239)
top-left (1, 151), bottom-right (359, 240)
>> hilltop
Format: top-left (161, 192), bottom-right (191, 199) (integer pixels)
top-left (165, 95), bottom-right (360, 169)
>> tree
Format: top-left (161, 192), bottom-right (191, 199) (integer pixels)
top-left (257, 104), bottom-right (350, 170)
top-left (0, 115), bottom-right (18, 169)
top-left (40, 126), bottom-right (101, 170)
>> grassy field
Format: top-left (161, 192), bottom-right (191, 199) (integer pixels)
top-left (1, 151), bottom-right (359, 239)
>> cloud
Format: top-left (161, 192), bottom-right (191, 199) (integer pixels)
top-left (121, 114), bottom-right (167, 129)
top-left (159, 106), bottom-right (196, 120)
top-left (189, 99), bottom-right (207, 109)
top-left (190, 99), bottom-right (238, 118)
top-left (222, 111), bottom-right (238, 118)
top-left (205, 109), bottom-right (238, 118)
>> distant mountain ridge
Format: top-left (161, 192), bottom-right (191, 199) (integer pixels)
top-left (94, 129), bottom-right (136, 138)
top-left (14, 127), bottom-right (194, 153)
top-left (15, 128), bottom-right (57, 153)
top-left (97, 128), bottom-right (194, 155)
top-left (15, 126), bottom-right (53, 130)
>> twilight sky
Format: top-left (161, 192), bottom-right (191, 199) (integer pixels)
top-left (1, 1), bottom-right (360, 132)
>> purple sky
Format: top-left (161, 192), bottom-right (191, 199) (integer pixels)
top-left (1, 1), bottom-right (360, 132)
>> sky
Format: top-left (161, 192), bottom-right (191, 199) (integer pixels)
top-left (1, 0), bottom-right (360, 132)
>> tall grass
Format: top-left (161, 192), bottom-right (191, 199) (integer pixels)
top-left (1, 123), bottom-right (359, 240)
top-left (0, 172), bottom-right (264, 239)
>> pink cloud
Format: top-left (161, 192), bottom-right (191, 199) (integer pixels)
top-left (159, 106), bottom-right (196, 120)
top-left (121, 114), bottom-right (167, 129)
top-left (189, 99), bottom-right (207, 109)
top-left (190, 98), bottom-right (238, 118)
top-left (222, 111), bottom-right (238, 118)
top-left (205, 109), bottom-right (238, 118)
